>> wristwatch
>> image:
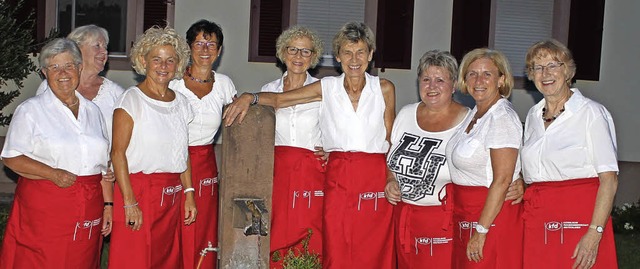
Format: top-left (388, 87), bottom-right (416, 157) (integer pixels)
top-left (475, 224), bottom-right (490, 234)
top-left (589, 225), bottom-right (604, 233)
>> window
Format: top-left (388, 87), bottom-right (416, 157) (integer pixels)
top-left (451, 0), bottom-right (604, 82)
top-left (249, 0), bottom-right (414, 71)
top-left (17, 0), bottom-right (174, 70)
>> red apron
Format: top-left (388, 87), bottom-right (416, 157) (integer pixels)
top-left (322, 152), bottom-right (394, 269)
top-left (452, 184), bottom-right (523, 269)
top-left (182, 144), bottom-right (219, 269)
top-left (0, 175), bottom-right (103, 269)
top-left (394, 184), bottom-right (454, 269)
top-left (522, 177), bottom-right (618, 269)
top-left (108, 173), bottom-right (182, 269)
top-left (270, 146), bottom-right (325, 268)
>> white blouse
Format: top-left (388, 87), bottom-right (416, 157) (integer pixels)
top-left (446, 98), bottom-right (522, 187)
top-left (115, 87), bottom-right (194, 174)
top-left (169, 72), bottom-right (237, 146)
top-left (261, 71), bottom-right (321, 151)
top-left (1, 89), bottom-right (109, 176)
top-left (320, 73), bottom-right (389, 153)
top-left (387, 102), bottom-right (470, 206)
top-left (36, 77), bottom-right (125, 141)
top-left (521, 88), bottom-right (618, 184)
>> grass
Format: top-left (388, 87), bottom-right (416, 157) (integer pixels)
top-left (0, 204), bottom-right (638, 268)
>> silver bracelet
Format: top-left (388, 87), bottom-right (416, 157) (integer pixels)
top-left (250, 93), bottom-right (259, 105)
top-left (183, 187), bottom-right (195, 194)
top-left (123, 202), bottom-right (139, 209)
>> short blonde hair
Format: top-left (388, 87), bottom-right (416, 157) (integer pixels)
top-left (276, 25), bottom-right (324, 68)
top-left (525, 39), bottom-right (576, 82)
top-left (130, 26), bottom-right (190, 79)
top-left (332, 22), bottom-right (375, 57)
top-left (457, 48), bottom-right (514, 98)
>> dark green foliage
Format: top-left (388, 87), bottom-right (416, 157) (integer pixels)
top-left (611, 199), bottom-right (640, 235)
top-left (0, 0), bottom-right (37, 126)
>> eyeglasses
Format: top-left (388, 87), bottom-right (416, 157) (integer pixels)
top-left (193, 41), bottom-right (218, 50)
top-left (43, 62), bottom-right (79, 73)
top-left (531, 62), bottom-right (564, 74)
top-left (286, 46), bottom-right (314, 57)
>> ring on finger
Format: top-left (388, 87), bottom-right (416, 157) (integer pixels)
top-left (128, 221), bottom-right (135, 225)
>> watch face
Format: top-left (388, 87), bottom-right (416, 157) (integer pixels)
top-left (596, 226), bottom-right (604, 233)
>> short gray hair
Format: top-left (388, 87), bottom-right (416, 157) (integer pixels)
top-left (332, 22), bottom-right (375, 57)
top-left (38, 38), bottom-right (83, 68)
top-left (276, 25), bottom-right (324, 68)
top-left (67, 24), bottom-right (110, 46)
top-left (417, 50), bottom-right (459, 82)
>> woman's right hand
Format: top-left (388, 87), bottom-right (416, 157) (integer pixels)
top-left (124, 202), bottom-right (143, 231)
top-left (51, 168), bottom-right (77, 188)
top-left (384, 180), bottom-right (401, 205)
top-left (223, 93), bottom-right (254, 127)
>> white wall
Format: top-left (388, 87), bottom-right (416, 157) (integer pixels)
top-left (1, 0), bottom-right (638, 161)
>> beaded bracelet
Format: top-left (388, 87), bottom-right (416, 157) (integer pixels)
top-left (123, 202), bottom-right (139, 209)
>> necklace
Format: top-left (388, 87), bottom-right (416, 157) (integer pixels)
top-left (542, 106), bottom-right (565, 122)
top-left (186, 68), bottom-right (214, 83)
top-left (63, 98), bottom-right (79, 107)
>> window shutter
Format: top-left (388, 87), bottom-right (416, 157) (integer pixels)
top-left (297, 0), bottom-right (365, 58)
top-left (450, 0), bottom-right (491, 62)
top-left (143, 0), bottom-right (168, 30)
top-left (249, 0), bottom-right (289, 62)
top-left (568, 0), bottom-right (604, 81)
top-left (374, 0), bottom-right (414, 70)
top-left (493, 0), bottom-right (554, 77)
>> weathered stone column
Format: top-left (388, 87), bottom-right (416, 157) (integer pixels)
top-left (219, 105), bottom-right (275, 269)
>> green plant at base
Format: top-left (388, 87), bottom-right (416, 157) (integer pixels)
top-left (611, 199), bottom-right (640, 235)
top-left (0, 204), bottom-right (10, 242)
top-left (280, 228), bottom-right (321, 269)
top-left (0, 0), bottom-right (37, 126)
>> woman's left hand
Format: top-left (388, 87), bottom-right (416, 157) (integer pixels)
top-left (101, 206), bottom-right (113, 236)
top-left (505, 178), bottom-right (525, 204)
top-left (314, 146), bottom-right (329, 167)
top-left (101, 168), bottom-right (115, 182)
top-left (571, 230), bottom-right (602, 269)
top-left (467, 232), bottom-right (486, 263)
top-left (183, 193), bottom-right (197, 225)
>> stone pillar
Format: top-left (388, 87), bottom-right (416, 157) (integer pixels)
top-left (219, 105), bottom-right (275, 269)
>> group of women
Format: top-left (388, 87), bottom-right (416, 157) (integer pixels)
top-left (0, 20), bottom-right (234, 269)
top-left (0, 18), bottom-right (619, 269)
top-left (224, 24), bottom-right (619, 269)
top-left (384, 42), bottom-right (618, 268)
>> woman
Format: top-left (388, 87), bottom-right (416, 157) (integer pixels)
top-left (0, 38), bottom-right (110, 268)
top-left (36, 24), bottom-right (123, 234)
top-left (385, 50), bottom-right (524, 268)
top-left (445, 48), bottom-right (523, 268)
top-left (521, 39), bottom-right (618, 269)
top-left (168, 19), bottom-right (236, 269)
top-left (385, 50), bottom-right (467, 268)
top-left (108, 26), bottom-right (197, 269)
top-left (224, 22), bottom-right (396, 269)
top-left (260, 25), bottom-right (325, 267)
